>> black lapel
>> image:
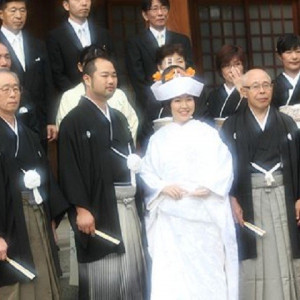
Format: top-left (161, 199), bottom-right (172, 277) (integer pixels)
top-left (275, 74), bottom-right (292, 104)
top-left (63, 22), bottom-right (83, 51)
top-left (0, 31), bottom-right (24, 79)
top-left (140, 29), bottom-right (159, 61)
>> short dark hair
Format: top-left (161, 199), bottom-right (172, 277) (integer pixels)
top-left (0, 0), bottom-right (27, 10)
top-left (161, 64), bottom-right (185, 83)
top-left (155, 44), bottom-right (186, 65)
top-left (81, 45), bottom-right (116, 76)
top-left (215, 44), bottom-right (245, 76)
top-left (141, 0), bottom-right (170, 12)
top-left (276, 33), bottom-right (300, 55)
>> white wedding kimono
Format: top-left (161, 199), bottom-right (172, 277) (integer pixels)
top-left (140, 119), bottom-right (238, 300)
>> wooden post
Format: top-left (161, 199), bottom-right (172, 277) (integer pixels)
top-left (167, 0), bottom-right (191, 38)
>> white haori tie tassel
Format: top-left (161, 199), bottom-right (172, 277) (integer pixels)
top-left (110, 144), bottom-right (142, 187)
top-left (127, 153), bottom-right (142, 173)
top-left (250, 162), bottom-right (281, 186)
top-left (22, 169), bottom-right (43, 204)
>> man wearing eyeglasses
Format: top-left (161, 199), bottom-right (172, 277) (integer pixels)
top-left (221, 68), bottom-right (300, 300)
top-left (0, 0), bottom-right (57, 149)
top-left (0, 69), bottom-right (69, 299)
top-left (126, 0), bottom-right (193, 152)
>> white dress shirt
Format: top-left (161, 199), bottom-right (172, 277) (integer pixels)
top-left (150, 26), bottom-right (166, 47)
top-left (68, 18), bottom-right (91, 48)
top-left (1, 26), bottom-right (25, 70)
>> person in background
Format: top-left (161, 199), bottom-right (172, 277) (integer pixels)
top-left (221, 68), bottom-right (300, 300)
top-left (0, 41), bottom-right (38, 134)
top-left (206, 44), bottom-right (246, 125)
top-left (0, 0), bottom-right (57, 146)
top-left (272, 33), bottom-right (300, 107)
top-left (47, 0), bottom-right (114, 94)
top-left (0, 69), bottom-right (68, 299)
top-left (126, 0), bottom-right (193, 151)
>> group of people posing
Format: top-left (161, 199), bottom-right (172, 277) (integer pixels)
top-left (0, 0), bottom-right (300, 300)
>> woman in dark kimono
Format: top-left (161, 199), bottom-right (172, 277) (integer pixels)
top-left (206, 44), bottom-right (247, 125)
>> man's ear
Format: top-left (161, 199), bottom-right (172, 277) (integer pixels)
top-left (62, 1), bottom-right (70, 12)
top-left (240, 87), bottom-right (248, 99)
top-left (83, 74), bottom-right (91, 87)
top-left (142, 11), bottom-right (149, 22)
top-left (78, 62), bottom-right (83, 73)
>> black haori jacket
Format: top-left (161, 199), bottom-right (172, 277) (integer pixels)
top-left (0, 120), bottom-right (69, 287)
top-left (221, 105), bottom-right (300, 260)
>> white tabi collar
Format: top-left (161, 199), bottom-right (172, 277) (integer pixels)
top-left (282, 71), bottom-right (300, 105)
top-left (223, 83), bottom-right (235, 97)
top-left (249, 105), bottom-right (270, 131)
top-left (85, 96), bottom-right (111, 122)
top-left (85, 96), bottom-right (112, 140)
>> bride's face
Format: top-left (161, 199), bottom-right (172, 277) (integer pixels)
top-left (170, 94), bottom-right (195, 124)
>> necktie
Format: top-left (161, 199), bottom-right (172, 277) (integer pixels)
top-left (12, 36), bottom-right (25, 70)
top-left (157, 33), bottom-right (164, 47)
top-left (78, 27), bottom-right (88, 47)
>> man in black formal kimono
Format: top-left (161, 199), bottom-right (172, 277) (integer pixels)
top-left (221, 69), bottom-right (300, 300)
top-left (126, 0), bottom-right (193, 150)
top-left (0, 69), bottom-right (68, 299)
top-left (272, 33), bottom-right (300, 108)
top-left (47, 0), bottom-right (113, 93)
top-left (0, 0), bottom-right (57, 145)
top-left (58, 49), bottom-right (146, 299)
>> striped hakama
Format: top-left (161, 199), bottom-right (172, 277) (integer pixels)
top-left (78, 186), bottom-right (146, 300)
top-left (239, 172), bottom-right (300, 300)
top-left (0, 191), bottom-right (60, 300)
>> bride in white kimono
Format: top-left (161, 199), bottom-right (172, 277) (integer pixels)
top-left (140, 67), bottom-right (238, 300)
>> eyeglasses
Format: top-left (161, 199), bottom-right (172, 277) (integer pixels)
top-left (0, 85), bottom-right (22, 95)
top-left (6, 7), bottom-right (27, 15)
top-left (243, 82), bottom-right (273, 92)
top-left (148, 5), bottom-right (169, 13)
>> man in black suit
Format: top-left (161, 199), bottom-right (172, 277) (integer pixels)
top-left (126, 0), bottom-right (193, 151)
top-left (47, 0), bottom-right (113, 93)
top-left (0, 0), bottom-right (57, 144)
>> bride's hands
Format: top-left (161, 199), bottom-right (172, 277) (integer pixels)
top-left (189, 188), bottom-right (210, 197)
top-left (161, 185), bottom-right (188, 200)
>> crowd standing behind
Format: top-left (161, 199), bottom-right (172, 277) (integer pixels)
top-left (0, 0), bottom-right (300, 299)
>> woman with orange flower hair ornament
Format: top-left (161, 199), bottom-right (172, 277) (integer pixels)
top-left (140, 66), bottom-right (238, 300)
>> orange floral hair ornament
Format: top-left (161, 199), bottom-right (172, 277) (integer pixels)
top-left (152, 67), bottom-right (196, 82)
top-left (152, 71), bottom-right (162, 81)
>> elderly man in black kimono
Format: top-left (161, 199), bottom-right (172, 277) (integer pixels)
top-left (58, 49), bottom-right (146, 300)
top-left (221, 68), bottom-right (300, 300)
top-left (0, 69), bottom-right (69, 299)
